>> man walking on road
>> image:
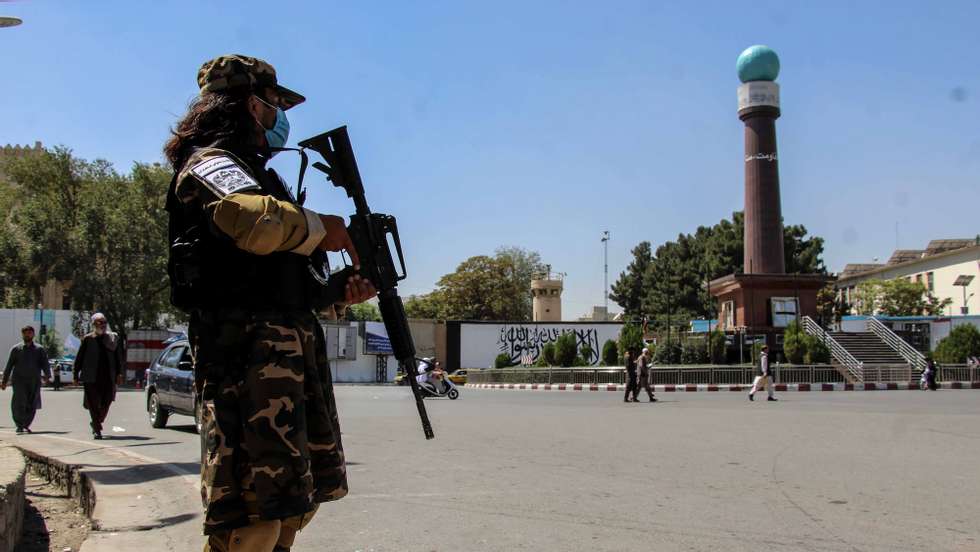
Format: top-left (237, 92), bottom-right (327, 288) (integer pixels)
top-left (2, 325), bottom-right (50, 433)
top-left (73, 313), bottom-right (126, 439)
top-left (635, 347), bottom-right (657, 403)
top-left (748, 345), bottom-right (777, 402)
top-left (623, 349), bottom-right (638, 402)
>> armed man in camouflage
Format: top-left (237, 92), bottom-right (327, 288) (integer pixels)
top-left (164, 55), bottom-right (376, 552)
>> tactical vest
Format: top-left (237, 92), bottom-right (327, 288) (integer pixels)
top-left (166, 146), bottom-right (312, 312)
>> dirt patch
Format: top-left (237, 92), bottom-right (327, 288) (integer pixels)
top-left (16, 474), bottom-right (88, 552)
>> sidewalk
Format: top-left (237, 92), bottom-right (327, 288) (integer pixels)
top-left (467, 381), bottom-right (980, 392)
top-left (1, 431), bottom-right (200, 552)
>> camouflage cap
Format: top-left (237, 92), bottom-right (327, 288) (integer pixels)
top-left (197, 54), bottom-right (305, 110)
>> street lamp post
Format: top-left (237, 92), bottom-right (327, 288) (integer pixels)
top-left (953, 275), bottom-right (975, 315)
top-left (601, 231), bottom-right (610, 317)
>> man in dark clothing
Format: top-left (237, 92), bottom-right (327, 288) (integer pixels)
top-left (623, 350), bottom-right (638, 402)
top-left (73, 313), bottom-right (125, 439)
top-left (2, 325), bottom-right (50, 433)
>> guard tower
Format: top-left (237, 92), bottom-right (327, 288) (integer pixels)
top-left (531, 267), bottom-right (564, 322)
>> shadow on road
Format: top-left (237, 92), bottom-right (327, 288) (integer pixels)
top-left (83, 461), bottom-right (200, 485)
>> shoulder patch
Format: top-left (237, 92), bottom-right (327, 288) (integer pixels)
top-left (189, 155), bottom-right (261, 196)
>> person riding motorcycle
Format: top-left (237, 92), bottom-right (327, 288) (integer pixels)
top-left (416, 358), bottom-right (446, 394)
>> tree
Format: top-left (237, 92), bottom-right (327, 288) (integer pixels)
top-left (783, 320), bottom-right (806, 364)
top-left (629, 211), bottom-right (825, 323)
top-left (494, 353), bottom-right (514, 369)
top-left (803, 334), bottom-right (830, 364)
top-left (406, 247), bottom-right (547, 321)
top-left (601, 339), bottom-right (619, 366)
top-left (346, 302), bottom-right (381, 321)
top-left (815, 284), bottom-right (843, 329)
top-left (680, 339), bottom-right (708, 364)
top-left (933, 325), bottom-right (980, 363)
top-left (618, 321), bottom-right (644, 358)
top-left (494, 246), bottom-right (547, 320)
top-left (541, 342), bottom-right (557, 366)
top-left (854, 279), bottom-right (952, 316)
top-left (653, 341), bottom-right (681, 365)
top-left (1, 148), bottom-right (175, 336)
top-left (610, 241), bottom-right (651, 317)
top-left (707, 329), bottom-right (726, 364)
top-left (403, 292), bottom-right (445, 319)
top-left (555, 332), bottom-right (578, 367)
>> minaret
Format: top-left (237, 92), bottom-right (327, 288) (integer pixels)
top-left (531, 267), bottom-right (563, 322)
top-left (737, 45), bottom-right (785, 275)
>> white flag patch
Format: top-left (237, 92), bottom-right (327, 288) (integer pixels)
top-left (190, 156), bottom-right (260, 196)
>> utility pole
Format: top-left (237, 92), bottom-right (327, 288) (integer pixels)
top-left (601, 231), bottom-right (610, 317)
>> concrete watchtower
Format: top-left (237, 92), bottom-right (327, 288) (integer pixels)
top-left (531, 268), bottom-right (564, 322)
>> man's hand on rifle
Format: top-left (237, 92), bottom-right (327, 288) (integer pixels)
top-left (317, 214), bottom-right (361, 268)
top-left (345, 274), bottom-right (377, 305)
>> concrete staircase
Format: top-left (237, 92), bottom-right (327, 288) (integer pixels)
top-left (827, 332), bottom-right (908, 365)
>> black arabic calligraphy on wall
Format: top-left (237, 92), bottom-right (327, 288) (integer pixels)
top-left (497, 325), bottom-right (602, 365)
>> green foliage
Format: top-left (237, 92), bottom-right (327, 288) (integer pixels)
top-left (803, 334), bottom-right (830, 364)
top-left (815, 284), bottom-right (845, 328)
top-left (618, 321), bottom-right (644, 357)
top-left (616, 211), bottom-right (825, 322)
top-left (933, 325), bottom-right (980, 363)
top-left (494, 353), bottom-right (513, 369)
top-left (402, 247), bottom-right (546, 321)
top-left (783, 321), bottom-right (806, 364)
top-left (542, 342), bottom-right (557, 366)
top-left (346, 302), bottom-right (381, 321)
top-left (601, 339), bottom-right (619, 366)
top-left (680, 339), bottom-right (708, 364)
top-left (854, 278), bottom-right (952, 316)
top-left (707, 329), bottom-right (727, 364)
top-left (0, 147), bottom-right (175, 334)
top-left (653, 341), bottom-right (681, 365)
top-left (555, 332), bottom-right (578, 367)
top-left (609, 241), bottom-right (652, 317)
top-left (573, 355), bottom-right (587, 366)
top-left (38, 329), bottom-right (62, 360)
top-left (534, 354), bottom-right (550, 367)
top-left (579, 344), bottom-right (594, 365)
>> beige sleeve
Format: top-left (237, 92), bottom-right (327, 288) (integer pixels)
top-left (175, 148), bottom-right (326, 256)
top-left (211, 194), bottom-right (325, 255)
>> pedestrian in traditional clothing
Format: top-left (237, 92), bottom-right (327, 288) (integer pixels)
top-left (748, 345), bottom-right (777, 401)
top-left (634, 347), bottom-right (657, 402)
top-left (623, 349), bottom-right (638, 403)
top-left (2, 326), bottom-right (51, 433)
top-left (73, 313), bottom-right (126, 439)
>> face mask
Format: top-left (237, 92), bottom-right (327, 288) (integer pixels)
top-left (253, 95), bottom-right (290, 150)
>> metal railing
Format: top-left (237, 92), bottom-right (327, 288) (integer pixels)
top-left (466, 364), bottom-right (980, 386)
top-left (938, 364), bottom-right (980, 383)
top-left (859, 364), bottom-right (912, 382)
top-left (801, 316), bottom-right (864, 382)
top-left (469, 364), bottom-right (847, 385)
top-left (865, 317), bottom-right (927, 372)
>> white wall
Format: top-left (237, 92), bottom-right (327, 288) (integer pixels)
top-left (0, 309), bottom-right (76, 359)
top-left (459, 322), bottom-right (623, 368)
top-left (327, 324), bottom-right (396, 383)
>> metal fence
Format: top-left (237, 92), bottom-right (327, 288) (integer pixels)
top-left (467, 364), bottom-right (980, 385)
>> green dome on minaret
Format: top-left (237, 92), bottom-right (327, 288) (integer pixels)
top-left (737, 45), bottom-right (780, 83)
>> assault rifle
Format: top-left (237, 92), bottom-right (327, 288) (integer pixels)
top-left (298, 126), bottom-right (435, 440)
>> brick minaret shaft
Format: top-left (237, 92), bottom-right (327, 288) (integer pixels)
top-left (741, 104), bottom-right (785, 274)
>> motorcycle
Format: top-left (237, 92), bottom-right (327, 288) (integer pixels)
top-left (416, 358), bottom-right (460, 400)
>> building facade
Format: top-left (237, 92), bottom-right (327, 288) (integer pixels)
top-left (837, 240), bottom-right (980, 316)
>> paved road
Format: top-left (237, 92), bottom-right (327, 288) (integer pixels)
top-left (1, 386), bottom-right (978, 551)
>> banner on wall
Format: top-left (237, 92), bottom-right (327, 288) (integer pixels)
top-left (364, 321), bottom-right (393, 355)
top-left (459, 322), bottom-right (623, 368)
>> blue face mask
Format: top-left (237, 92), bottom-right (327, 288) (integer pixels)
top-left (253, 95), bottom-right (290, 150)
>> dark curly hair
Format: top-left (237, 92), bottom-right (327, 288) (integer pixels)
top-left (164, 92), bottom-right (256, 168)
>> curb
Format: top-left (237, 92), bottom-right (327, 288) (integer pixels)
top-left (6, 435), bottom-right (201, 552)
top-left (466, 382), bottom-right (980, 392)
top-left (0, 443), bottom-right (26, 552)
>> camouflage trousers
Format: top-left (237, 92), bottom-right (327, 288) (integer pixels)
top-left (190, 309), bottom-right (348, 542)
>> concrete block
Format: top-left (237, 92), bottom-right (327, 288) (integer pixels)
top-left (0, 443), bottom-right (26, 552)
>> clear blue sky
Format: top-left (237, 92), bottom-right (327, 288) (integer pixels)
top-left (2, 1), bottom-right (979, 318)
